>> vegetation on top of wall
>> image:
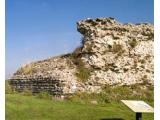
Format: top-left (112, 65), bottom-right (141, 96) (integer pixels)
top-left (16, 64), bottom-right (37, 75)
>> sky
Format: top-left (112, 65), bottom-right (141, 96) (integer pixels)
top-left (5, 0), bottom-right (154, 78)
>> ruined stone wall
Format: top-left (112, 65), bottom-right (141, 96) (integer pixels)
top-left (9, 18), bottom-right (154, 94)
top-left (10, 76), bottom-right (64, 95)
top-left (77, 18), bottom-right (154, 86)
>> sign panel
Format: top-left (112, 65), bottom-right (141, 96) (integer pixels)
top-left (121, 100), bottom-right (154, 113)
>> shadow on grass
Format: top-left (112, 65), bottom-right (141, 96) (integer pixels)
top-left (100, 118), bottom-right (124, 120)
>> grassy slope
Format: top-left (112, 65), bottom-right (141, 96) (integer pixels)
top-left (6, 94), bottom-right (153, 120)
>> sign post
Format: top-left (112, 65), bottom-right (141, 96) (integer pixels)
top-left (136, 112), bottom-right (142, 120)
top-left (121, 100), bottom-right (154, 120)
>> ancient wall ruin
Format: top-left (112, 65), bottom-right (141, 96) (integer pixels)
top-left (9, 18), bottom-right (154, 95)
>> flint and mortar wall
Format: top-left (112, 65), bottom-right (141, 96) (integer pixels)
top-left (9, 76), bottom-right (64, 95)
top-left (9, 18), bottom-right (154, 94)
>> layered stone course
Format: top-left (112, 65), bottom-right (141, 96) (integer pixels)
top-left (10, 75), bottom-right (64, 95)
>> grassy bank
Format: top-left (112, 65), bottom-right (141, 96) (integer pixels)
top-left (6, 80), bottom-right (154, 120)
top-left (6, 94), bottom-right (153, 120)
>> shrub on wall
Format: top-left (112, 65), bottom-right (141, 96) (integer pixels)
top-left (76, 66), bottom-right (91, 82)
top-left (129, 39), bottom-right (138, 48)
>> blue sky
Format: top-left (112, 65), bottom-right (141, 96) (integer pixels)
top-left (6, 0), bottom-right (153, 78)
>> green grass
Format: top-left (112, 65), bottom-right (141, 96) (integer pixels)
top-left (5, 81), bottom-right (154, 120)
top-left (67, 84), bottom-right (154, 105)
top-left (6, 94), bottom-right (153, 120)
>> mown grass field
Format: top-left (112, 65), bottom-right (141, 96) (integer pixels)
top-left (6, 80), bottom-right (154, 120)
top-left (6, 93), bottom-right (153, 120)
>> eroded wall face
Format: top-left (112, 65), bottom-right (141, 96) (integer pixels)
top-left (10, 18), bottom-right (154, 94)
top-left (78, 18), bottom-right (153, 86)
top-left (10, 77), bottom-right (64, 95)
